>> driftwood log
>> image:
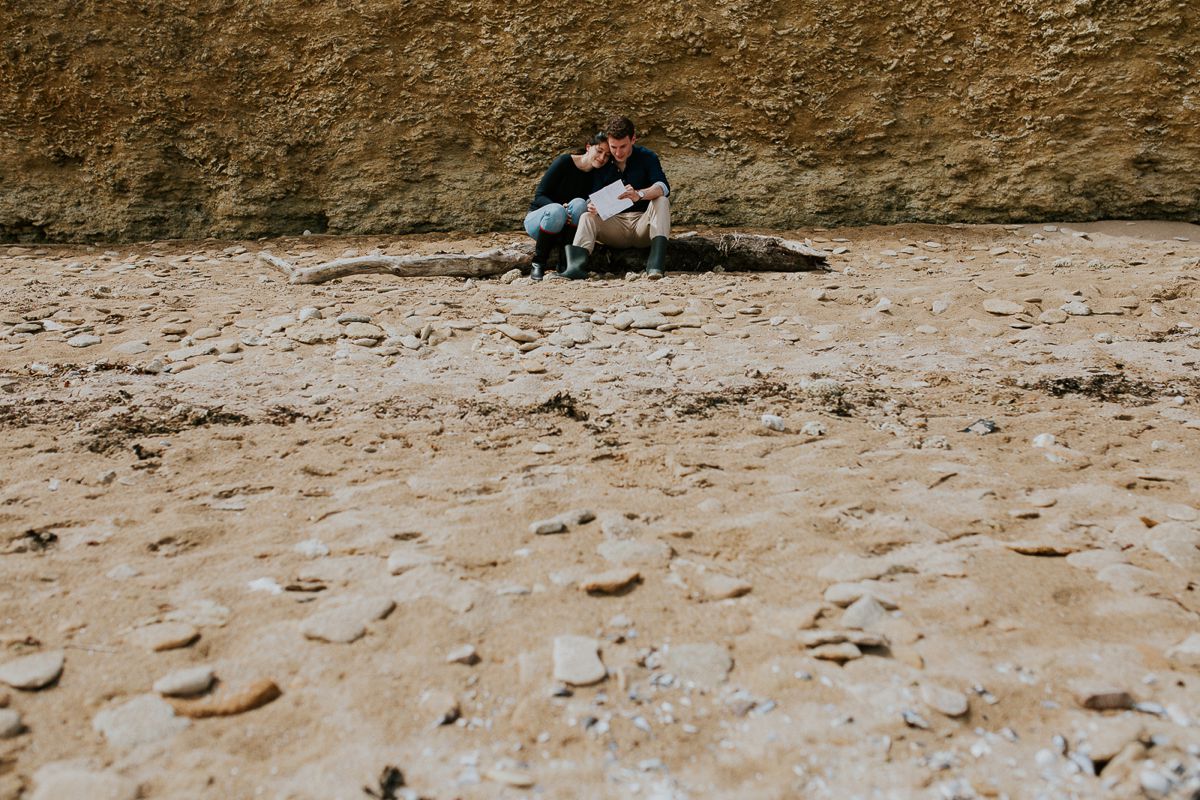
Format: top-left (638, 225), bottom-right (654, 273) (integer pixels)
top-left (259, 232), bottom-right (827, 285)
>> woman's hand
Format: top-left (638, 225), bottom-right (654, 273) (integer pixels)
top-left (563, 202), bottom-right (573, 225)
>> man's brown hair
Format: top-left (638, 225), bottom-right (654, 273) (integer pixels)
top-left (604, 116), bottom-right (636, 140)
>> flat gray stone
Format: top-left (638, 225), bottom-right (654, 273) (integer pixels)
top-left (818, 553), bottom-right (892, 582)
top-left (285, 320), bottom-right (341, 344)
top-left (301, 596), bottom-right (395, 644)
top-left (446, 644), bottom-right (480, 665)
top-left (693, 572), bottom-right (752, 601)
top-left (1166, 633), bottom-right (1200, 669)
top-left (31, 765), bottom-right (139, 800)
top-left (920, 683), bottom-right (969, 717)
top-left (661, 643), bottom-right (733, 689)
top-left (112, 340), bottom-right (150, 355)
top-left (1061, 300), bottom-right (1092, 316)
top-left (0, 649), bottom-right (64, 690)
top-left (797, 629), bottom-right (888, 648)
top-left (503, 300), bottom-right (550, 318)
top-left (343, 322), bottom-right (384, 339)
top-left (153, 666), bottom-right (215, 697)
top-left (823, 581), bottom-right (899, 609)
top-left (127, 622), bottom-right (199, 652)
top-left (630, 309), bottom-right (669, 329)
top-left (496, 324), bottom-right (538, 343)
top-left (92, 694), bottom-right (189, 748)
top-left (597, 539), bottom-right (672, 568)
top-left (1087, 718), bottom-right (1146, 762)
top-left (165, 342), bottom-right (217, 362)
top-left (1096, 563), bottom-right (1156, 593)
top-left (552, 635), bottom-right (606, 686)
top-left (67, 334), bottom-right (101, 348)
top-left (387, 550), bottom-right (444, 575)
top-left (1072, 683), bottom-right (1135, 711)
top-left (560, 322), bottom-right (594, 344)
top-left (839, 595), bottom-right (888, 631)
top-left (983, 299), bottom-right (1025, 316)
top-left (1147, 522), bottom-right (1200, 571)
top-left (579, 568), bottom-right (641, 594)
top-left (811, 642), bottom-right (862, 663)
top-left (0, 708), bottom-right (23, 738)
top-left (1065, 549), bottom-right (1126, 571)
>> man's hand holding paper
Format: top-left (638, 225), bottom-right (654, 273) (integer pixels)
top-left (588, 179), bottom-right (635, 221)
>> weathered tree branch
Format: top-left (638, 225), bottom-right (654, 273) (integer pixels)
top-left (259, 233), bottom-right (827, 285)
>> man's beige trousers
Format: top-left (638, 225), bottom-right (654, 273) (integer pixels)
top-left (573, 197), bottom-right (671, 252)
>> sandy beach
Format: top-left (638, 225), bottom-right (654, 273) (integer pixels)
top-left (1, 220), bottom-right (1199, 799)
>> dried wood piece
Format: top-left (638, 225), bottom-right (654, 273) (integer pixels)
top-left (593, 232), bottom-right (828, 274)
top-left (259, 233), bottom-right (827, 285)
top-left (167, 678), bottom-right (281, 718)
top-left (259, 247), bottom-right (531, 284)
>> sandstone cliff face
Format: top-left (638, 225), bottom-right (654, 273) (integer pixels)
top-left (1, 0), bottom-right (1197, 242)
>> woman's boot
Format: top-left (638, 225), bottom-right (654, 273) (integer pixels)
top-left (531, 229), bottom-right (556, 281)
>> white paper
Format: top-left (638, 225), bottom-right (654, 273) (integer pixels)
top-left (589, 180), bottom-right (634, 221)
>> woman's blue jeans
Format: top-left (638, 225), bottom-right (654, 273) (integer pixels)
top-left (523, 198), bottom-right (589, 240)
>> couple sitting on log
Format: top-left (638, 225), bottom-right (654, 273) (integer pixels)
top-left (523, 115), bottom-right (670, 281)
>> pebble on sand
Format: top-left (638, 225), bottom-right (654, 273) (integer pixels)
top-left (30, 765), bottom-right (139, 800)
top-left (1166, 633), bottom-right (1200, 669)
top-left (579, 568), bottom-right (641, 594)
top-left (824, 582), bottom-right (899, 609)
top-left (839, 595), bottom-right (888, 631)
top-left (530, 519), bottom-right (567, 535)
top-left (982, 299), bottom-right (1025, 316)
top-left (661, 643), bottom-right (733, 689)
top-left (446, 644), bottom-right (480, 665)
top-left (0, 650), bottom-right (65, 690)
top-left (1072, 684), bottom-right (1135, 711)
top-left (92, 694), bottom-right (190, 748)
top-left (153, 666), bottom-right (216, 697)
top-left (0, 708), bottom-right (23, 738)
top-left (482, 768), bottom-right (536, 788)
top-left (553, 635), bottom-right (607, 686)
top-left (127, 622), bottom-right (200, 652)
top-left (301, 597), bottom-right (396, 644)
top-left (66, 333), bottom-right (102, 348)
top-left (920, 683), bottom-right (970, 717)
top-left (422, 689), bottom-right (461, 725)
top-left (811, 642), bottom-right (862, 663)
top-left (694, 572), bottom-right (752, 601)
top-left (387, 550), bottom-right (445, 575)
top-left (761, 414), bottom-right (786, 432)
top-left (1004, 540), bottom-right (1078, 556)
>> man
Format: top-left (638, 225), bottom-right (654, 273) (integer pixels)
top-left (562, 116), bottom-right (671, 280)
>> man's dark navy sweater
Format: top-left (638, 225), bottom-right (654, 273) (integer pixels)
top-left (592, 145), bottom-right (670, 214)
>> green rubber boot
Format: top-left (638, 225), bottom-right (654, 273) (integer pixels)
top-left (561, 245), bottom-right (590, 280)
top-left (646, 236), bottom-right (667, 279)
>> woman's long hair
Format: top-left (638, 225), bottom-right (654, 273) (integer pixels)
top-left (571, 131), bottom-right (608, 155)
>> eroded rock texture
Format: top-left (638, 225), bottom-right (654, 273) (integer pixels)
top-left (1, 0), bottom-right (1197, 241)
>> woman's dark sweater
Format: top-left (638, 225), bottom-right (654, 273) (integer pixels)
top-left (529, 154), bottom-right (592, 212)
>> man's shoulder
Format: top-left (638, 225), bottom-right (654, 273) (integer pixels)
top-left (632, 145), bottom-right (660, 160)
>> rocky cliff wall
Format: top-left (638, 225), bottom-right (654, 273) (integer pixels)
top-left (1, 0), bottom-right (1197, 242)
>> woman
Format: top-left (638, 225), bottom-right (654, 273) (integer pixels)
top-left (523, 132), bottom-right (609, 281)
